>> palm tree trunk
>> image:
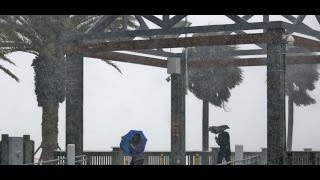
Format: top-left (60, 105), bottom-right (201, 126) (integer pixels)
top-left (41, 102), bottom-right (59, 162)
top-left (202, 99), bottom-right (209, 151)
top-left (287, 95), bottom-right (294, 151)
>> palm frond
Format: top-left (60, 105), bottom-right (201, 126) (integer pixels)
top-left (0, 53), bottom-right (16, 65)
top-left (96, 58), bottom-right (122, 74)
top-left (0, 64), bottom-right (19, 82)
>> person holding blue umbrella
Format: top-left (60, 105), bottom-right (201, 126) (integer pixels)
top-left (120, 130), bottom-right (147, 165)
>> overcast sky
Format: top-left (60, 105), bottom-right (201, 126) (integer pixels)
top-left (1, 15), bottom-right (320, 156)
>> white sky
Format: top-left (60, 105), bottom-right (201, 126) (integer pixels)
top-left (1, 15), bottom-right (320, 156)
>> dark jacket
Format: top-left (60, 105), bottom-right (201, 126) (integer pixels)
top-left (129, 142), bottom-right (144, 160)
top-left (216, 131), bottom-right (231, 151)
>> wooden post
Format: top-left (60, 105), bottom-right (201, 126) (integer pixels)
top-left (160, 154), bottom-right (164, 165)
top-left (211, 147), bottom-right (220, 165)
top-left (195, 154), bottom-right (199, 165)
top-left (202, 152), bottom-right (209, 165)
top-left (66, 53), bottom-right (84, 158)
top-left (67, 144), bottom-right (75, 165)
top-left (86, 153), bottom-right (92, 165)
top-left (202, 100), bottom-right (209, 152)
top-left (260, 148), bottom-right (268, 165)
top-left (287, 96), bottom-right (294, 151)
top-left (112, 147), bottom-right (124, 165)
top-left (235, 145), bottom-right (244, 165)
top-left (170, 57), bottom-right (186, 165)
top-left (0, 134), bottom-right (9, 165)
top-left (143, 154), bottom-right (148, 165)
top-left (23, 135), bottom-right (34, 164)
top-left (267, 28), bottom-right (286, 165)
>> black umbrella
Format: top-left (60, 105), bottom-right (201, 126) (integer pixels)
top-left (208, 125), bottom-right (230, 134)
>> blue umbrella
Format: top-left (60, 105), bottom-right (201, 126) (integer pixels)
top-left (120, 130), bottom-right (147, 156)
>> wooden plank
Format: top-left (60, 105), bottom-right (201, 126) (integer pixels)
top-left (83, 50), bottom-right (167, 68)
top-left (292, 35), bottom-right (320, 51)
top-left (65, 32), bottom-right (283, 52)
top-left (189, 55), bottom-right (320, 68)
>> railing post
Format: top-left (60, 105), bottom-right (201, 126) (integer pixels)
top-left (286, 151), bottom-right (293, 165)
top-left (23, 135), bottom-right (34, 164)
top-left (0, 134), bottom-right (9, 165)
top-left (112, 147), bottom-right (124, 165)
top-left (211, 147), bottom-right (220, 165)
top-left (201, 152), bottom-right (209, 165)
top-left (86, 153), bottom-right (92, 165)
top-left (160, 154), bottom-right (164, 165)
top-left (143, 154), bottom-right (148, 165)
top-left (235, 145), bottom-right (244, 165)
top-left (67, 144), bottom-right (75, 165)
top-left (261, 148), bottom-right (268, 165)
top-left (195, 154), bottom-right (199, 165)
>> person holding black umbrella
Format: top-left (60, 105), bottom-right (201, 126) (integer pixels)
top-left (209, 125), bottom-right (231, 164)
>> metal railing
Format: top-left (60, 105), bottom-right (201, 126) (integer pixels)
top-left (24, 144), bottom-right (86, 165)
top-left (24, 155), bottom-right (86, 165)
top-left (286, 151), bottom-right (320, 165)
top-left (24, 158), bottom-right (66, 165)
top-left (217, 155), bottom-right (260, 165)
top-left (53, 149), bottom-right (265, 165)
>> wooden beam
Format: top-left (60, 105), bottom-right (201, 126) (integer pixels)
top-left (65, 32), bottom-right (283, 53)
top-left (226, 15), bottom-right (249, 25)
top-left (188, 55), bottom-right (320, 68)
top-left (63, 21), bottom-right (287, 43)
top-left (292, 35), bottom-right (320, 51)
top-left (293, 15), bottom-right (306, 25)
top-left (142, 15), bottom-right (164, 28)
top-left (83, 50), bottom-right (167, 68)
top-left (83, 50), bottom-right (320, 68)
top-left (316, 15), bottom-right (320, 25)
top-left (165, 15), bottom-right (187, 28)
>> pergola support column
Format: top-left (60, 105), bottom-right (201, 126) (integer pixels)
top-left (66, 53), bottom-right (84, 159)
top-left (267, 28), bottom-right (287, 165)
top-left (170, 57), bottom-right (186, 165)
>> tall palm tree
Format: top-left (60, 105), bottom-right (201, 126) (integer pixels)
top-left (0, 15), bottom-right (138, 160)
top-left (187, 33), bottom-right (243, 151)
top-left (285, 64), bottom-right (319, 151)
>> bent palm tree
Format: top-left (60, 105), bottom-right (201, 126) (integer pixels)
top-left (0, 15), bottom-right (137, 160)
top-left (187, 33), bottom-right (243, 151)
top-left (285, 64), bottom-right (319, 151)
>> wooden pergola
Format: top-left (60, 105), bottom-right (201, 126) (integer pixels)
top-left (62, 15), bottom-right (320, 165)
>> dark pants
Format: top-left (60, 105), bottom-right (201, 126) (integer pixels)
top-left (130, 158), bottom-right (144, 165)
top-left (217, 149), bottom-right (231, 164)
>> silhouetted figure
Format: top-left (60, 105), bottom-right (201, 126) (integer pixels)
top-left (129, 134), bottom-right (144, 165)
top-left (216, 131), bottom-right (231, 164)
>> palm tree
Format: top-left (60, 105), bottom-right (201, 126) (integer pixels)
top-left (285, 64), bottom-right (319, 151)
top-left (0, 15), bottom-right (138, 160)
top-left (187, 33), bottom-right (243, 151)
